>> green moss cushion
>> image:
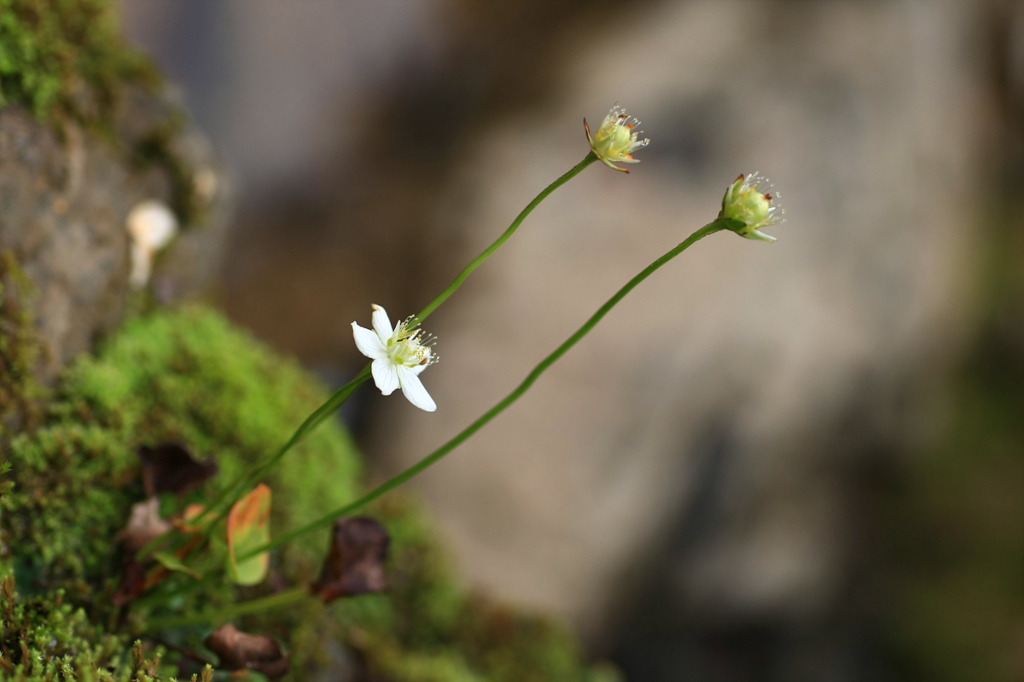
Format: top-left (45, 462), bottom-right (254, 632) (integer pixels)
top-left (0, 306), bottom-right (615, 682)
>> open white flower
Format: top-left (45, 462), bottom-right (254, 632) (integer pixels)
top-left (584, 104), bottom-right (650, 173)
top-left (352, 304), bottom-right (438, 412)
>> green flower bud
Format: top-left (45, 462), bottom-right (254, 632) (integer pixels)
top-left (584, 105), bottom-right (650, 173)
top-left (719, 172), bottom-right (785, 242)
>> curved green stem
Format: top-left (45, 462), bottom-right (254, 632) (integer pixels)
top-left (415, 152), bottom-right (597, 323)
top-left (147, 587), bottom-right (309, 630)
top-left (238, 220), bottom-right (726, 561)
top-left (174, 153), bottom-right (598, 543)
top-left (148, 366), bottom-right (373, 555)
top-left (188, 365), bottom-right (372, 528)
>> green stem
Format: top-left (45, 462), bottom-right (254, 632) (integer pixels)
top-left (176, 152), bottom-right (598, 542)
top-left (146, 366), bottom-right (373, 556)
top-left (192, 366), bottom-right (372, 525)
top-left (147, 587), bottom-right (309, 630)
top-left (415, 152), bottom-right (597, 323)
top-left (238, 220), bottom-right (726, 561)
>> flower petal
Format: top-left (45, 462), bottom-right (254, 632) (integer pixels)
top-left (397, 365), bottom-right (436, 412)
top-left (745, 229), bottom-right (777, 243)
top-left (371, 304), bottom-right (393, 344)
top-left (601, 158), bottom-right (629, 173)
top-left (372, 359), bottom-right (400, 396)
top-left (352, 323), bottom-right (387, 360)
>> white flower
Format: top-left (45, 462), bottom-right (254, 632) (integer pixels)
top-left (352, 304), bottom-right (438, 412)
top-left (719, 172), bottom-right (786, 242)
top-left (584, 104), bottom-right (650, 173)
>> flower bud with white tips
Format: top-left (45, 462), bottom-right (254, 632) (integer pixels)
top-left (719, 172), bottom-right (785, 242)
top-left (584, 104), bottom-right (650, 173)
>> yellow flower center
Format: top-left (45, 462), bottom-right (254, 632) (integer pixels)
top-left (722, 187), bottom-right (771, 227)
top-left (387, 323), bottom-right (433, 368)
top-left (594, 122), bottom-right (633, 160)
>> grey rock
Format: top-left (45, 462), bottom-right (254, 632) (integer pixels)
top-left (0, 89), bottom-right (232, 383)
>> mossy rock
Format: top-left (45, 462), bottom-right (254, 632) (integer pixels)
top-left (0, 305), bottom-right (616, 681)
top-left (0, 0), bottom-right (156, 125)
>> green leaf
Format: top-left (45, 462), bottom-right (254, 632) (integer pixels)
top-left (227, 484), bottom-right (272, 586)
top-left (152, 551), bottom-right (201, 580)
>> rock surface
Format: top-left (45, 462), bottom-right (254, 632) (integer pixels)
top-left (0, 89), bottom-right (231, 383)
top-left (370, 2), bottom-right (989, 671)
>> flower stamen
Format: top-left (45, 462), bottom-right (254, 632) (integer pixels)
top-left (585, 104), bottom-right (650, 173)
top-left (352, 305), bottom-right (439, 411)
top-left (718, 171), bottom-right (786, 243)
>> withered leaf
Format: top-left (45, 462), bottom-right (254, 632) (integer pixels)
top-left (118, 497), bottom-right (172, 555)
top-left (312, 517), bottom-right (389, 603)
top-left (204, 624), bottom-right (290, 679)
top-left (115, 498), bottom-right (205, 604)
top-left (138, 441), bottom-right (218, 497)
top-left (112, 559), bottom-right (147, 606)
top-left (174, 503), bottom-right (208, 533)
top-left (227, 484), bottom-right (272, 586)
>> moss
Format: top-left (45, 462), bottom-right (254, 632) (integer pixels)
top-left (0, 305), bottom-right (616, 681)
top-left (0, 0), bottom-right (205, 228)
top-left (130, 112), bottom-right (207, 228)
top-left (0, 575), bottom-right (166, 682)
top-left (0, 0), bottom-right (156, 124)
top-left (0, 252), bottom-right (45, 436)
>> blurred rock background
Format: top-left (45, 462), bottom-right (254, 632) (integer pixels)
top-left (119, 1), bottom-right (1024, 681)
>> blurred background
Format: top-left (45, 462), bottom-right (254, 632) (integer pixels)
top-left (120, 1), bottom-right (1024, 680)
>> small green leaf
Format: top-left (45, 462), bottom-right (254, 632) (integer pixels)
top-left (227, 484), bottom-right (272, 586)
top-left (152, 551), bottom-right (201, 580)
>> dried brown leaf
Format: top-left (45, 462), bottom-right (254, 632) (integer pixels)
top-left (112, 559), bottom-right (147, 607)
top-left (311, 517), bottom-right (389, 603)
top-left (114, 498), bottom-right (204, 604)
top-left (204, 624), bottom-right (290, 679)
top-left (138, 442), bottom-right (218, 497)
top-left (117, 497), bottom-right (172, 555)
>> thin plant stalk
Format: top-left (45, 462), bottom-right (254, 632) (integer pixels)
top-left (147, 587), bottom-right (309, 630)
top-left (237, 220), bottom-right (726, 562)
top-left (173, 152), bottom-right (598, 542)
top-left (412, 152), bottom-right (597, 323)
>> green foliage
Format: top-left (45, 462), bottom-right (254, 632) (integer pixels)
top-left (0, 575), bottom-right (165, 681)
top-left (0, 252), bottom-right (44, 431)
top-left (61, 306), bottom-right (364, 559)
top-left (1, 305), bottom-right (614, 681)
top-left (0, 306), bottom-right (364, 679)
top-left (0, 0), bottom-right (206, 226)
top-left (0, 0), bottom-right (155, 123)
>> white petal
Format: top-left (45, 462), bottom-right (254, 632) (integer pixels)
top-left (352, 323), bottom-right (387, 359)
top-left (371, 304), bottom-right (393, 344)
top-left (372, 359), bottom-right (400, 396)
top-left (397, 365), bottom-right (436, 412)
top-left (746, 229), bottom-right (777, 243)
